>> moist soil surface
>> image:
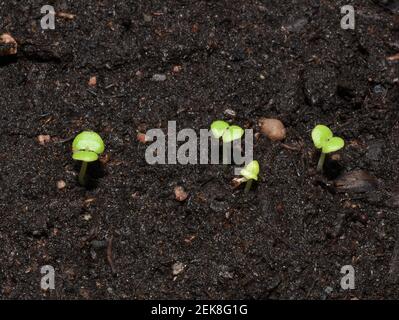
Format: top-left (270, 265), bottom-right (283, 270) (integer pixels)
top-left (1, 0), bottom-right (399, 299)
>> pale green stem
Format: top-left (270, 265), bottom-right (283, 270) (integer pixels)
top-left (78, 161), bottom-right (88, 186)
top-left (317, 152), bottom-right (326, 173)
top-left (244, 179), bottom-right (253, 193)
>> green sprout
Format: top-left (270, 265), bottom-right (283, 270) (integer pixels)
top-left (233, 160), bottom-right (260, 193)
top-left (211, 120), bottom-right (244, 164)
top-left (311, 125), bottom-right (344, 172)
top-left (72, 131), bottom-right (105, 185)
top-left (211, 120), bottom-right (244, 144)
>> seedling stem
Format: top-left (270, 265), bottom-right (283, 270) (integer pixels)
top-left (244, 179), bottom-right (253, 193)
top-left (78, 161), bottom-right (88, 186)
top-left (317, 152), bottom-right (326, 173)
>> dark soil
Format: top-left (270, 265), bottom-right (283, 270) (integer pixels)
top-left (1, 0), bottom-right (399, 299)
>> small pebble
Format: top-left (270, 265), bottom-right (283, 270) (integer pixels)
top-left (0, 33), bottom-right (17, 56)
top-left (373, 84), bottom-right (386, 95)
top-left (56, 12), bottom-right (75, 20)
top-left (172, 65), bottom-right (182, 73)
top-left (387, 53), bottom-right (399, 61)
top-left (137, 133), bottom-right (147, 144)
top-left (219, 265), bottom-right (234, 279)
top-left (143, 13), bottom-right (152, 22)
top-left (172, 262), bottom-right (185, 276)
top-left (152, 74), bottom-right (167, 81)
top-left (331, 154), bottom-right (341, 161)
top-left (37, 135), bottom-right (51, 145)
top-left (224, 108), bottom-right (237, 117)
top-left (88, 76), bottom-right (97, 87)
top-left (56, 180), bottom-right (66, 190)
top-left (259, 118), bottom-right (286, 141)
top-left (84, 198), bottom-right (96, 205)
top-left (324, 286), bottom-right (333, 295)
top-left (174, 186), bottom-right (188, 202)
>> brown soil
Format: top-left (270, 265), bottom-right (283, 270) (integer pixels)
top-left (0, 0), bottom-right (399, 299)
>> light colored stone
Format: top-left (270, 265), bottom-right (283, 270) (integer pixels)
top-left (37, 135), bottom-right (51, 145)
top-left (137, 133), bottom-right (147, 144)
top-left (152, 74), bottom-right (167, 81)
top-left (172, 262), bottom-right (185, 276)
top-left (174, 186), bottom-right (188, 202)
top-left (259, 118), bottom-right (286, 141)
top-left (57, 180), bottom-right (66, 190)
top-left (88, 76), bottom-right (97, 87)
top-left (0, 33), bottom-right (17, 56)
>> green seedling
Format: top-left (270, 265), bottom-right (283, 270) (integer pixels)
top-left (232, 160), bottom-right (260, 193)
top-left (211, 120), bottom-right (244, 144)
top-left (72, 131), bottom-right (105, 186)
top-left (311, 124), bottom-right (344, 172)
top-left (211, 120), bottom-right (244, 164)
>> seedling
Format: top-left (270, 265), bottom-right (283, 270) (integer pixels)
top-left (210, 120), bottom-right (244, 143)
top-left (232, 160), bottom-right (260, 193)
top-left (72, 131), bottom-right (105, 185)
top-left (211, 120), bottom-right (244, 164)
top-left (311, 125), bottom-right (344, 172)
